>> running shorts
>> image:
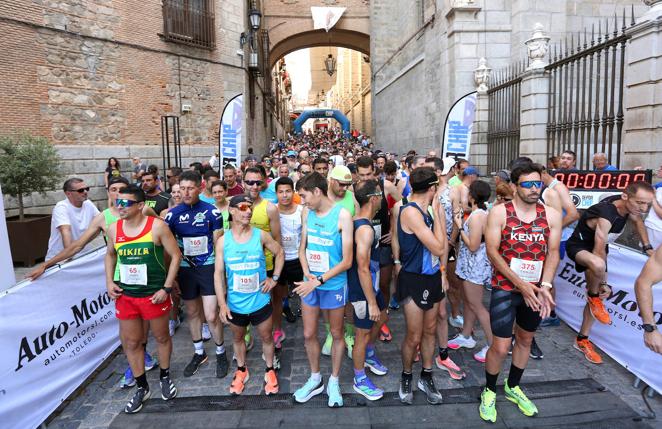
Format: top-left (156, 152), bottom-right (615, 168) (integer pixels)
top-left (178, 265), bottom-right (216, 300)
top-left (115, 295), bottom-right (172, 321)
top-left (230, 302), bottom-right (273, 327)
top-left (351, 291), bottom-right (386, 330)
top-left (490, 288), bottom-right (541, 338)
top-left (395, 270), bottom-right (444, 311)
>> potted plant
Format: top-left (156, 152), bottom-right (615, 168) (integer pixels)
top-left (0, 132), bottom-right (63, 266)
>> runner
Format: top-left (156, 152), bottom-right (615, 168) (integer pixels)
top-left (635, 244), bottom-right (662, 355)
top-left (348, 179), bottom-right (389, 401)
top-left (211, 180), bottom-right (231, 230)
top-left (213, 194), bottom-right (285, 395)
top-left (479, 162), bottom-right (561, 423)
top-left (164, 171), bottom-right (229, 378)
top-left (395, 167), bottom-right (448, 405)
top-left (142, 171), bottom-right (171, 215)
top-left (565, 181), bottom-right (655, 364)
top-left (292, 172), bottom-right (353, 408)
top-left (104, 185), bottom-right (182, 413)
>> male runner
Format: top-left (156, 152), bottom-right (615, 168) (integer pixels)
top-left (565, 181), bottom-right (655, 364)
top-left (200, 170), bottom-right (220, 204)
top-left (396, 167), bottom-right (448, 405)
top-left (292, 172), bottom-right (354, 408)
top-left (142, 171), bottom-right (171, 215)
top-left (164, 171), bottom-right (228, 378)
top-left (479, 162), bottom-right (561, 423)
top-left (635, 245), bottom-right (662, 355)
top-left (348, 179), bottom-right (389, 401)
top-left (213, 194), bottom-right (284, 395)
top-left (105, 185), bottom-right (182, 413)
top-left (313, 157), bottom-right (330, 177)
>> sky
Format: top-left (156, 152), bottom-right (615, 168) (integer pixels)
top-left (284, 49), bottom-right (311, 105)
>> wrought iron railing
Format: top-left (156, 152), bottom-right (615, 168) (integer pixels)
top-left (162, 0), bottom-right (215, 49)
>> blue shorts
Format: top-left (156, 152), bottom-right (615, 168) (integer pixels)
top-left (302, 286), bottom-right (347, 310)
top-left (351, 291), bottom-right (386, 330)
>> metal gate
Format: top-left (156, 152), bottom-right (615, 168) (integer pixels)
top-left (161, 115), bottom-right (182, 171)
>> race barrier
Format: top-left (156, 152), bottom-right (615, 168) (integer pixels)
top-left (554, 243), bottom-right (662, 394)
top-left (0, 247), bottom-right (119, 429)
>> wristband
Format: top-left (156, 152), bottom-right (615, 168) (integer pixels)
top-left (642, 244), bottom-right (654, 252)
top-left (441, 265), bottom-right (446, 272)
top-left (394, 259), bottom-right (401, 265)
top-left (540, 281), bottom-right (553, 290)
top-left (163, 287), bottom-right (173, 294)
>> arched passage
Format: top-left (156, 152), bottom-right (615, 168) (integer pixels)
top-left (269, 29), bottom-right (370, 68)
top-left (293, 109), bottom-right (350, 135)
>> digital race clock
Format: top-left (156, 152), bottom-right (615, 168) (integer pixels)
top-left (551, 170), bottom-right (653, 209)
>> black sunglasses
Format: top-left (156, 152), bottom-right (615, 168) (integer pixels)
top-left (244, 180), bottom-right (263, 186)
top-left (69, 187), bottom-right (90, 193)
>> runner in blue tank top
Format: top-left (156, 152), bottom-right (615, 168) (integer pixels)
top-left (292, 172), bottom-right (354, 408)
top-left (213, 194), bottom-right (284, 396)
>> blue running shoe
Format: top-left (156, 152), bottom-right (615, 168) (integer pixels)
top-left (293, 376), bottom-right (324, 403)
top-left (353, 374), bottom-right (383, 401)
top-left (327, 379), bottom-right (343, 408)
top-left (389, 296), bottom-right (400, 310)
top-left (365, 355), bottom-right (388, 376)
top-left (144, 352), bottom-right (158, 371)
top-left (119, 366), bottom-right (135, 388)
top-left (539, 316), bottom-right (560, 327)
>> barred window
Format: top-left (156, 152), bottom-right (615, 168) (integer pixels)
top-left (162, 0), bottom-right (215, 49)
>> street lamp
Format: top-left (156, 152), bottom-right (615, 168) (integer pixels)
top-left (325, 54), bottom-right (336, 77)
top-left (249, 8), bottom-right (261, 31)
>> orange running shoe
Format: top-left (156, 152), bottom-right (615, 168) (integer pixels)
top-left (574, 338), bottom-right (603, 364)
top-left (230, 368), bottom-right (250, 395)
top-left (380, 324), bottom-right (392, 342)
top-left (264, 369), bottom-right (279, 395)
top-left (587, 296), bottom-right (611, 324)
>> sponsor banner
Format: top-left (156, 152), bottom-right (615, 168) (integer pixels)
top-left (442, 92), bottom-right (477, 160)
top-left (568, 190), bottom-right (621, 209)
top-left (219, 94), bottom-right (243, 168)
top-left (0, 247), bottom-right (119, 429)
top-left (0, 185), bottom-right (15, 291)
top-left (555, 244), bottom-right (662, 393)
top-left (311, 6), bottom-right (346, 32)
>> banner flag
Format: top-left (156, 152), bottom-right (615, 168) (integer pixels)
top-left (0, 184), bottom-right (15, 291)
top-left (554, 244), bottom-right (662, 394)
top-left (0, 247), bottom-right (119, 429)
top-left (311, 7), bottom-right (346, 32)
top-left (442, 92), bottom-right (477, 160)
top-left (219, 94), bottom-right (243, 168)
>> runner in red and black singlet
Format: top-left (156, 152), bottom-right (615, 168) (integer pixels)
top-left (478, 162), bottom-right (562, 423)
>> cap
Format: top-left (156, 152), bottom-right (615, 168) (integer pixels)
top-left (229, 194), bottom-right (253, 207)
top-left (441, 157), bottom-right (456, 175)
top-left (492, 169), bottom-right (511, 182)
top-left (463, 166), bottom-right (479, 176)
top-left (286, 150), bottom-right (297, 157)
top-left (329, 165), bottom-right (353, 183)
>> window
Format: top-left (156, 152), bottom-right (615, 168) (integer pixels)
top-left (162, 0), bottom-right (215, 49)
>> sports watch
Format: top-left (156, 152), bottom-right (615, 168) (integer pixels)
top-left (272, 274), bottom-right (280, 282)
top-left (642, 324), bottom-right (657, 333)
top-left (316, 275), bottom-right (325, 285)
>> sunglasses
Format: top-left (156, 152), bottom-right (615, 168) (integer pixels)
top-left (518, 180), bottom-right (543, 189)
top-left (234, 203), bottom-right (252, 212)
top-left (116, 198), bottom-right (140, 208)
top-left (244, 180), bottom-right (263, 186)
top-left (337, 182), bottom-right (352, 188)
top-left (367, 192), bottom-right (383, 198)
top-left (69, 187), bottom-right (90, 193)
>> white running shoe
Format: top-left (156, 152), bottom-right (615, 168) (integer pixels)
top-left (202, 323), bottom-right (212, 342)
top-left (448, 315), bottom-right (464, 329)
top-left (447, 334), bottom-right (477, 350)
top-left (473, 345), bottom-right (489, 363)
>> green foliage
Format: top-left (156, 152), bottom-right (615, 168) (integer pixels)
top-left (0, 132), bottom-right (63, 210)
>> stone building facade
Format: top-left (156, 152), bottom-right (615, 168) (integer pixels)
top-left (329, 47), bottom-right (372, 135)
top-left (1, 0), bottom-right (281, 215)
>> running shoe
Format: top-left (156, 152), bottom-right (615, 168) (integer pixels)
top-left (345, 333), bottom-right (355, 359)
top-left (202, 323), bottom-right (211, 342)
top-left (144, 352), bottom-right (158, 371)
top-left (327, 378), bottom-right (343, 408)
top-left (399, 374), bottom-right (414, 405)
top-left (353, 374), bottom-right (384, 401)
top-left (417, 376), bottom-right (443, 404)
top-left (230, 368), bottom-right (249, 395)
top-left (168, 319), bottom-right (181, 337)
top-left (124, 387), bottom-right (150, 414)
top-left (216, 351), bottom-right (229, 378)
top-left (588, 296), bottom-right (611, 324)
top-left (273, 329), bottom-right (286, 350)
top-left (539, 315), bottom-right (560, 327)
top-left (474, 345), bottom-right (489, 363)
top-left (365, 354), bottom-right (388, 375)
top-left (448, 314), bottom-right (464, 329)
top-left (322, 332), bottom-right (333, 356)
top-left (282, 306), bottom-right (297, 323)
top-left (448, 334), bottom-right (476, 350)
top-left (574, 338), bottom-right (603, 364)
top-left (435, 355), bottom-right (466, 380)
top-left (264, 369), bottom-right (279, 395)
top-left (119, 366), bottom-right (136, 388)
top-left (261, 352), bottom-right (281, 370)
top-left (245, 326), bottom-right (254, 351)
top-left (530, 338), bottom-right (543, 359)
top-left (293, 376), bottom-right (324, 403)
top-left (159, 376), bottom-right (177, 400)
top-left (479, 388), bottom-right (497, 423)
top-left (504, 381), bottom-right (538, 417)
top-left (379, 324), bottom-right (393, 342)
top-left (389, 296), bottom-right (400, 310)
top-left (183, 352), bottom-right (208, 377)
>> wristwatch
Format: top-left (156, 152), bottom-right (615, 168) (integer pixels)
top-left (316, 275), bottom-right (325, 285)
top-left (642, 323), bottom-right (657, 333)
top-left (540, 281), bottom-right (553, 290)
top-left (163, 287), bottom-right (173, 294)
top-left (272, 274), bottom-right (280, 282)
top-left (642, 244), bottom-right (654, 252)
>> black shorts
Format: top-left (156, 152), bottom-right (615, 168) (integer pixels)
top-left (178, 265), bottom-right (216, 300)
top-left (351, 291), bottom-right (386, 330)
top-left (447, 246), bottom-right (457, 263)
top-left (490, 288), bottom-right (541, 338)
top-left (230, 303), bottom-right (273, 328)
top-left (279, 259), bottom-right (304, 285)
top-left (395, 270), bottom-right (444, 311)
top-left (379, 246), bottom-right (394, 268)
top-left (566, 238), bottom-right (607, 274)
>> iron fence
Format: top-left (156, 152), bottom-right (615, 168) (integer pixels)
top-left (162, 0), bottom-right (215, 49)
top-left (161, 116), bottom-right (182, 171)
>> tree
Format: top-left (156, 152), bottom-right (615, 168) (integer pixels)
top-left (0, 133), bottom-right (63, 220)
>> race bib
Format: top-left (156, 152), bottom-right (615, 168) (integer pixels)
top-left (306, 249), bottom-right (330, 272)
top-left (282, 234), bottom-right (298, 251)
top-left (510, 258), bottom-right (543, 283)
top-left (431, 254), bottom-right (440, 269)
top-left (119, 264), bottom-right (147, 285)
top-left (373, 224), bottom-right (382, 242)
top-left (234, 273), bottom-right (260, 294)
top-left (183, 236), bottom-right (208, 256)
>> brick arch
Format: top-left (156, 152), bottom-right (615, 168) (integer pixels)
top-left (269, 29), bottom-right (369, 66)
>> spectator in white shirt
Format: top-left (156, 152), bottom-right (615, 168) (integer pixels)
top-left (45, 178), bottom-right (100, 260)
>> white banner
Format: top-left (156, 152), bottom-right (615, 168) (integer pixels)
top-left (0, 184), bottom-right (15, 291)
top-left (219, 94), bottom-right (243, 168)
top-left (442, 92), bottom-right (477, 160)
top-left (555, 244), bottom-right (662, 393)
top-left (0, 247), bottom-right (119, 429)
top-left (311, 6), bottom-right (346, 32)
